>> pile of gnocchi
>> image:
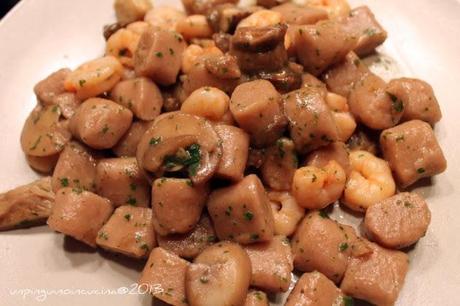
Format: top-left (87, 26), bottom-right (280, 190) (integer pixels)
top-left (0, 0), bottom-right (447, 305)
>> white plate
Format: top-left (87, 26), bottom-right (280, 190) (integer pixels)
top-left (0, 0), bottom-right (459, 305)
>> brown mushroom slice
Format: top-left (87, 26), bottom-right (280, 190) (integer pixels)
top-left (157, 214), bottom-right (216, 259)
top-left (283, 88), bottom-right (339, 154)
top-left (186, 241), bottom-right (252, 306)
top-left (20, 105), bottom-right (71, 157)
top-left (26, 154), bottom-right (59, 174)
top-left (137, 112), bottom-right (222, 184)
top-left (230, 24), bottom-right (288, 73)
top-left (0, 177), bottom-right (54, 231)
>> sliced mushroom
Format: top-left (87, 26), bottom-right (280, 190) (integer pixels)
top-left (20, 105), bottom-right (71, 157)
top-left (0, 177), bottom-right (54, 231)
top-left (137, 112), bottom-right (222, 184)
top-left (186, 241), bottom-right (251, 306)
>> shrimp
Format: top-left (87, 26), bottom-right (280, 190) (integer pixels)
top-left (64, 56), bottom-right (123, 100)
top-left (302, 0), bottom-right (351, 18)
top-left (237, 10), bottom-right (283, 29)
top-left (144, 6), bottom-right (186, 31)
top-left (342, 150), bottom-right (396, 212)
top-left (292, 160), bottom-right (346, 210)
top-left (106, 28), bottom-right (140, 68)
top-left (268, 191), bottom-right (305, 237)
top-left (326, 92), bottom-right (357, 142)
top-left (181, 86), bottom-right (230, 121)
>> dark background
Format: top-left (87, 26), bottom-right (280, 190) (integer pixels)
top-left (1, 0), bottom-right (20, 19)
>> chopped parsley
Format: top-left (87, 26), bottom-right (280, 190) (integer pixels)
top-left (319, 210), bottom-right (329, 219)
top-left (276, 139), bottom-right (285, 158)
top-left (98, 231), bottom-right (109, 240)
top-left (126, 196), bottom-right (137, 206)
top-left (343, 296), bottom-right (354, 306)
top-left (225, 206), bottom-right (232, 216)
top-left (168, 48), bottom-right (175, 55)
top-left (199, 276), bottom-right (209, 284)
top-left (164, 143), bottom-right (201, 177)
top-left (149, 137), bottom-right (162, 146)
top-left (363, 28), bottom-right (377, 36)
top-left (60, 177), bottom-right (69, 187)
top-left (387, 92), bottom-right (404, 112)
top-left (339, 242), bottom-right (349, 252)
top-left (155, 51), bottom-right (163, 58)
top-left (243, 211), bottom-right (254, 221)
top-left (79, 79), bottom-right (86, 87)
top-left (29, 136), bottom-right (42, 151)
top-left (124, 214), bottom-right (132, 221)
top-left (101, 125), bottom-right (109, 134)
top-left (129, 183), bottom-right (137, 191)
top-left (417, 167), bottom-right (426, 174)
top-left (250, 233), bottom-right (260, 241)
top-left (311, 174), bottom-right (317, 183)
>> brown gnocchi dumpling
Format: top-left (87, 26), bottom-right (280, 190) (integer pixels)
top-left (139, 247), bottom-right (189, 306)
top-left (47, 188), bottom-right (113, 247)
top-left (69, 98), bottom-right (133, 150)
top-left (96, 205), bottom-right (155, 258)
top-left (95, 157), bottom-right (150, 208)
top-left (207, 174), bottom-right (275, 244)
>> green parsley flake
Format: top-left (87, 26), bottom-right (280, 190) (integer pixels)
top-left (127, 196), bottom-right (137, 206)
top-left (339, 242), bottom-right (349, 252)
top-left (60, 177), bottom-right (69, 187)
top-left (149, 137), bottom-right (162, 146)
top-left (244, 211), bottom-right (254, 221)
